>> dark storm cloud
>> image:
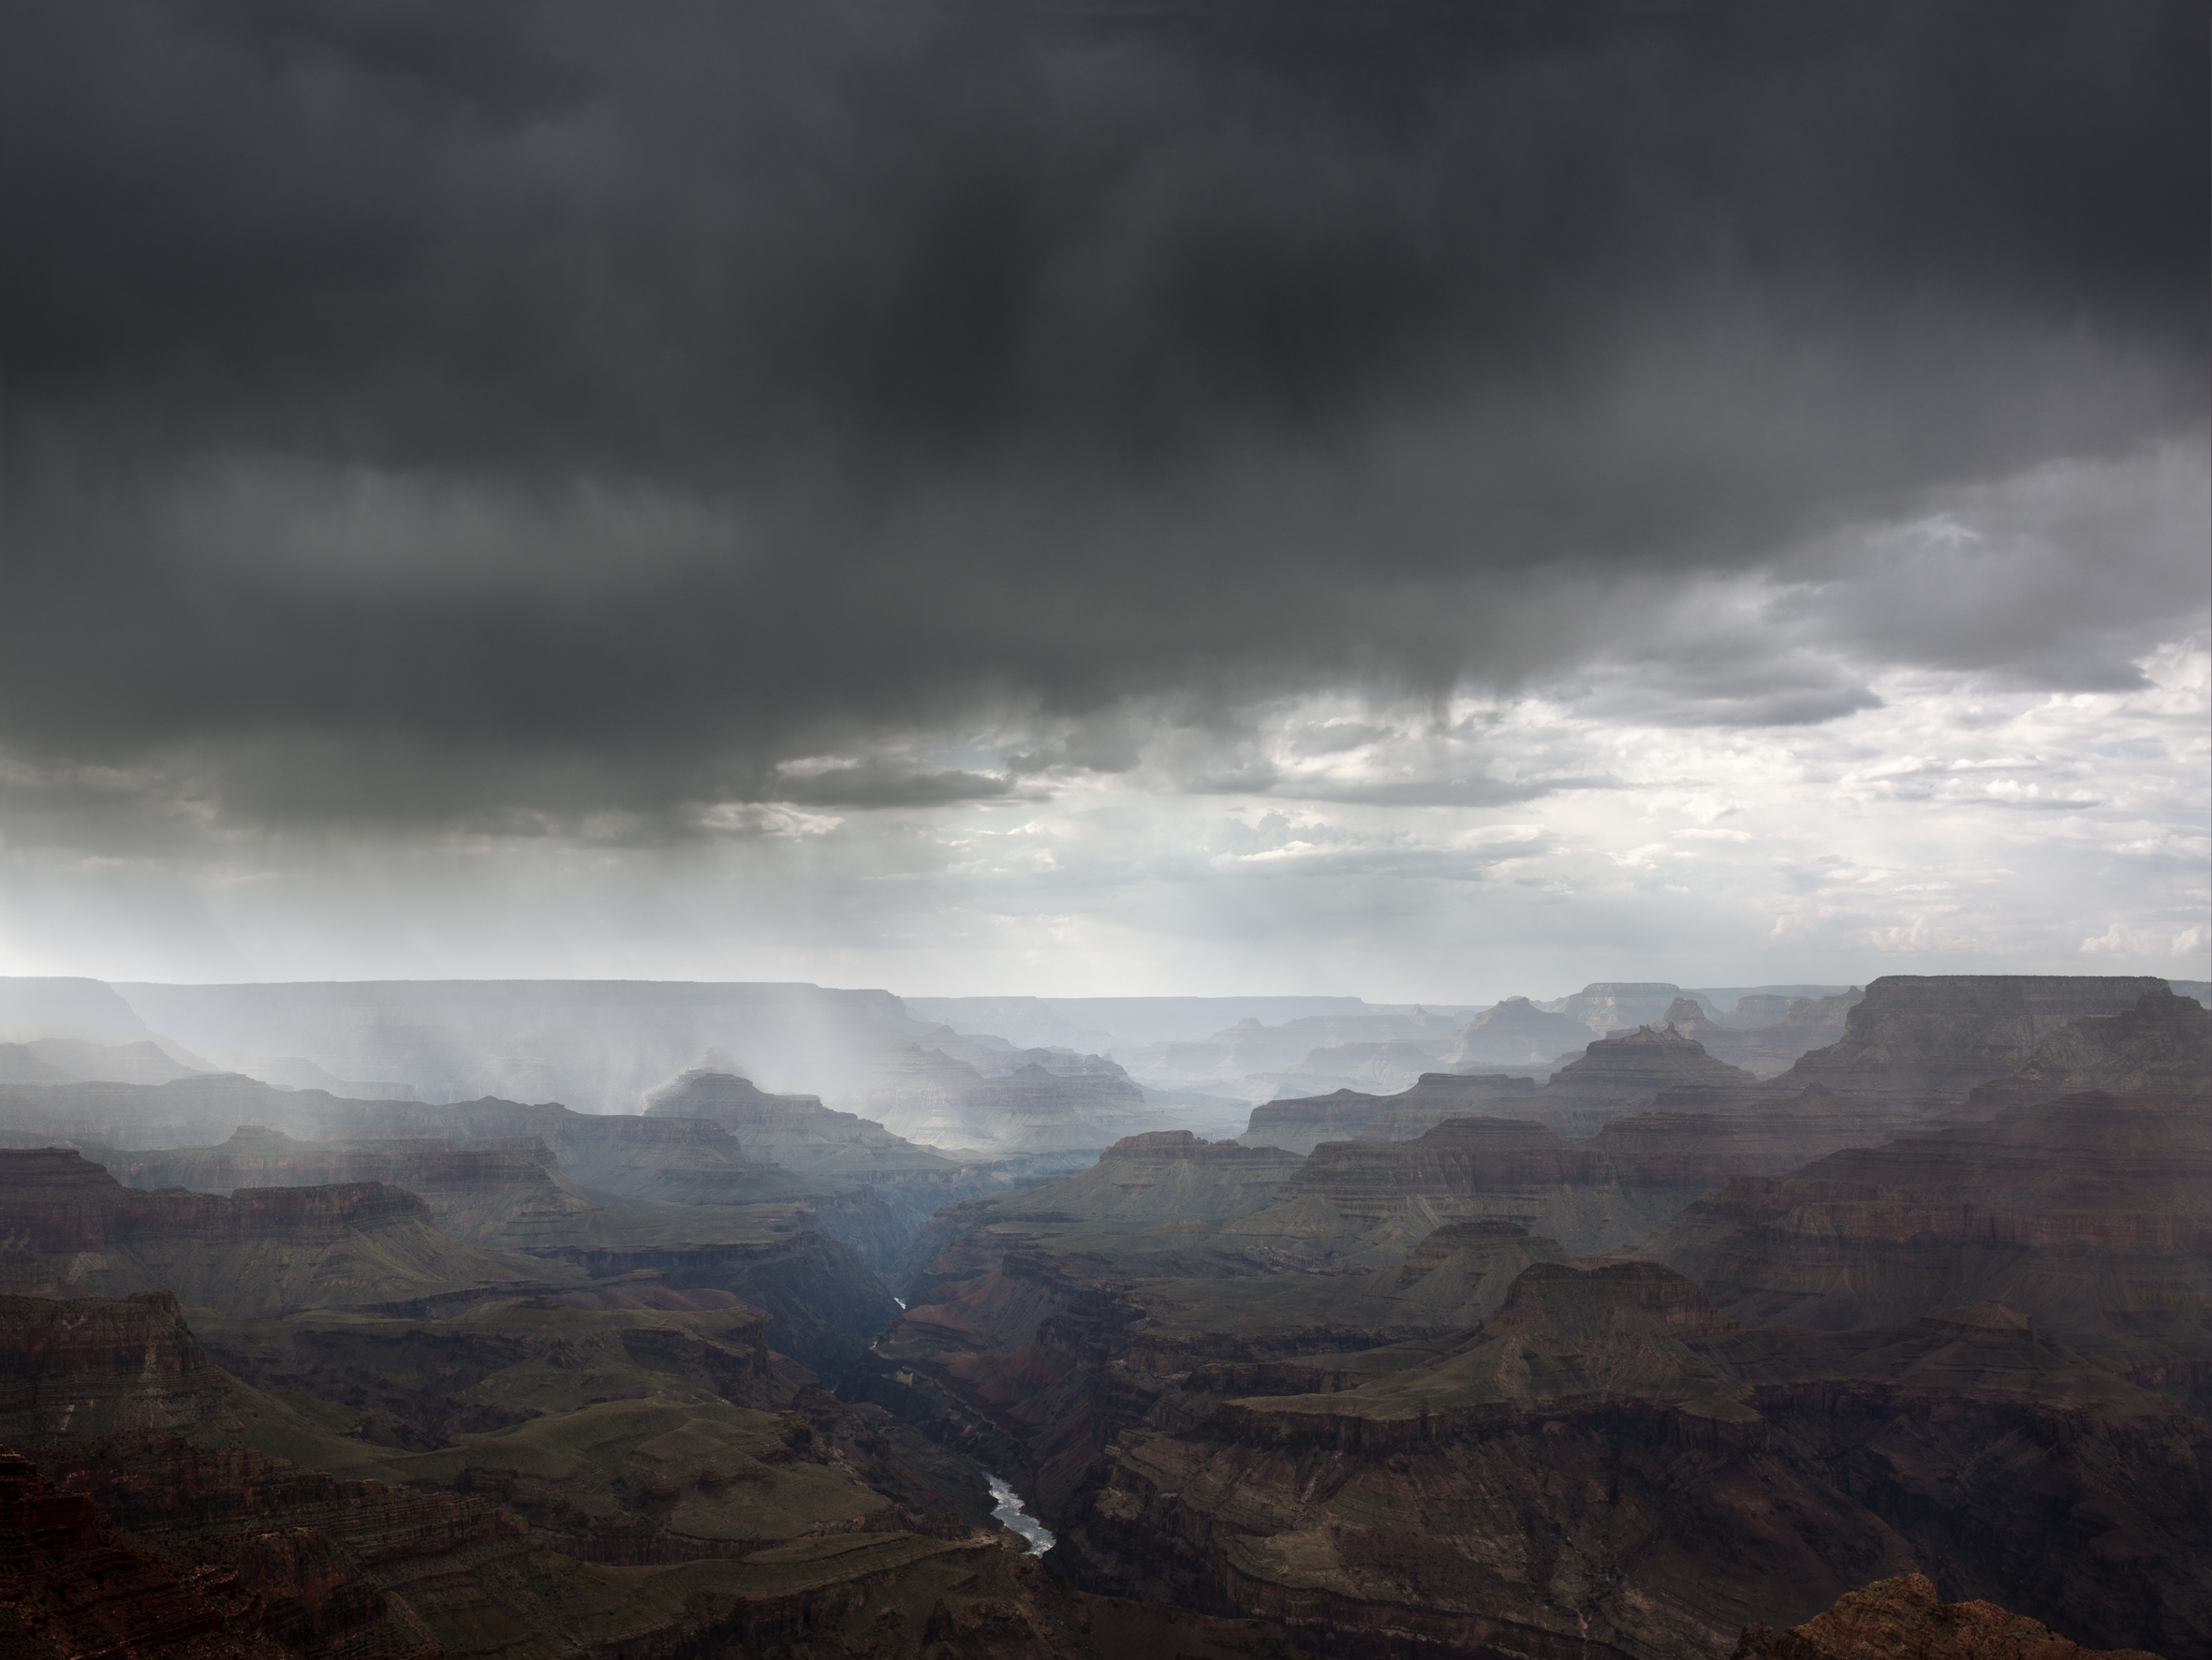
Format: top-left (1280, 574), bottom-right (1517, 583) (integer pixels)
top-left (2, 0), bottom-right (2205, 830)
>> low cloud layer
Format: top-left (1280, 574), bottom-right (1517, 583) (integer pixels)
top-left (1, 0), bottom-right (2205, 988)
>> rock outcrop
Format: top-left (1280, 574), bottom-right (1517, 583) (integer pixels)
top-left (1732, 1574), bottom-right (2162, 1659)
top-left (1531, 1024), bottom-right (1762, 1134)
top-left (1051, 1259), bottom-right (2211, 1658)
top-left (1656, 1092), bottom-right (2212, 1383)
top-left (644, 1071), bottom-right (955, 1177)
top-left (1544, 982), bottom-right (1698, 1034)
top-left (906, 1132), bottom-right (1309, 1295)
top-left (1641, 994), bottom-right (1865, 1080)
top-left (1239, 1073), bottom-right (1540, 1154)
top-left (2, 1289), bottom-right (1299, 1660)
top-left (1960, 987), bottom-right (2212, 1113)
top-left (113, 1125), bottom-right (594, 1241)
top-left (0, 1442), bottom-right (313, 1660)
top-left (1222, 1117), bottom-right (1680, 1266)
top-left (0, 1149), bottom-right (563, 1318)
top-left (1758, 976), bottom-right (2172, 1112)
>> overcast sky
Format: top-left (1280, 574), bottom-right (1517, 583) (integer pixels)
top-left (2, 0), bottom-right (2205, 1000)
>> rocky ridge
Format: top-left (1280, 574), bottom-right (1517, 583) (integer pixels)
top-left (2, 1287), bottom-right (1305, 1660)
top-left (1731, 1574), bottom-right (2161, 1660)
top-left (1051, 1258), bottom-right (2210, 1658)
top-left (1239, 1074), bottom-right (1540, 1155)
top-left (1961, 986), bottom-right (2211, 1113)
top-left (1654, 1091), bottom-right (2212, 1388)
top-left (0, 1150), bottom-right (560, 1319)
top-left (1758, 976), bottom-right (2172, 1112)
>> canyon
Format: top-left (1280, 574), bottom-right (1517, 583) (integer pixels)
top-left (0, 971), bottom-right (2202, 1659)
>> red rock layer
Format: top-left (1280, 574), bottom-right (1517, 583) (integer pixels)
top-left (0, 1442), bottom-right (332, 1660)
top-left (1732, 1573), bottom-right (2160, 1659)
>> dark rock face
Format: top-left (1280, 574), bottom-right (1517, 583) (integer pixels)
top-left (1051, 1259), bottom-right (2212, 1659)
top-left (0, 1293), bottom-right (1300, 1660)
top-left (112, 1124), bottom-right (591, 1241)
top-left (1655, 1092), bottom-right (2212, 1375)
top-left (0, 1149), bottom-right (556, 1319)
top-left (0, 1441), bottom-right (313, 1660)
top-left (1239, 1074), bottom-right (1540, 1155)
top-left (905, 1131), bottom-right (1308, 1293)
top-left (63, 1120), bottom-right (907, 1371)
top-left (0, 1292), bottom-right (247, 1444)
top-left (1731, 1573), bottom-right (2161, 1659)
top-left (643, 1070), bottom-right (1020, 1269)
top-left (1759, 976), bottom-right (2173, 1112)
top-left (1962, 988), bottom-right (2212, 1113)
top-left (1223, 1117), bottom-right (1675, 1266)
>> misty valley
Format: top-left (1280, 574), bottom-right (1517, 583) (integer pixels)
top-left (0, 972), bottom-right (2205, 1660)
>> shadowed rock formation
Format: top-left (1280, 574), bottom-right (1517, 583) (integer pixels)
top-left (1731, 1574), bottom-right (2161, 1659)
top-left (640, 1070), bottom-right (1022, 1253)
top-left (1655, 1092), bottom-right (2212, 1390)
top-left (1238, 1073), bottom-right (1540, 1154)
top-left (31, 1105), bottom-right (907, 1375)
top-left (645, 1071), bottom-right (956, 1177)
top-left (1961, 987), bottom-right (2212, 1113)
top-left (113, 1125), bottom-right (595, 1241)
top-left (1222, 1117), bottom-right (1680, 1267)
top-left (0, 1442), bottom-right (328, 1660)
top-left (0, 1149), bottom-right (563, 1319)
top-left (2, 1289), bottom-right (1304, 1660)
top-left (1532, 1024), bottom-right (1763, 1134)
top-left (1051, 1260), bottom-right (2211, 1658)
top-left (1758, 976), bottom-right (2173, 1112)
top-left (905, 1132), bottom-right (1309, 1296)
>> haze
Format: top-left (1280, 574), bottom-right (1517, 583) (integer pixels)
top-left (2, 0), bottom-right (2205, 998)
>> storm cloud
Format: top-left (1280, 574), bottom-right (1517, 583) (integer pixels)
top-left (4, 0), bottom-right (2204, 838)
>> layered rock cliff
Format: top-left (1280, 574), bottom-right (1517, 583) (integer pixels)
top-left (1960, 987), bottom-right (2211, 1113)
top-left (1238, 1074), bottom-right (1539, 1155)
top-left (114, 1125), bottom-right (594, 1241)
top-left (1644, 993), bottom-right (1863, 1080)
top-left (906, 1132), bottom-right (1308, 1293)
top-left (0, 1442), bottom-right (313, 1660)
top-left (1531, 1024), bottom-right (1762, 1134)
top-left (0, 1150), bottom-right (561, 1319)
top-left (1051, 1259), bottom-right (2212, 1658)
top-left (3, 1288), bottom-right (1299, 1660)
top-left (1654, 1092), bottom-right (2212, 1385)
top-left (1758, 976), bottom-right (2172, 1112)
